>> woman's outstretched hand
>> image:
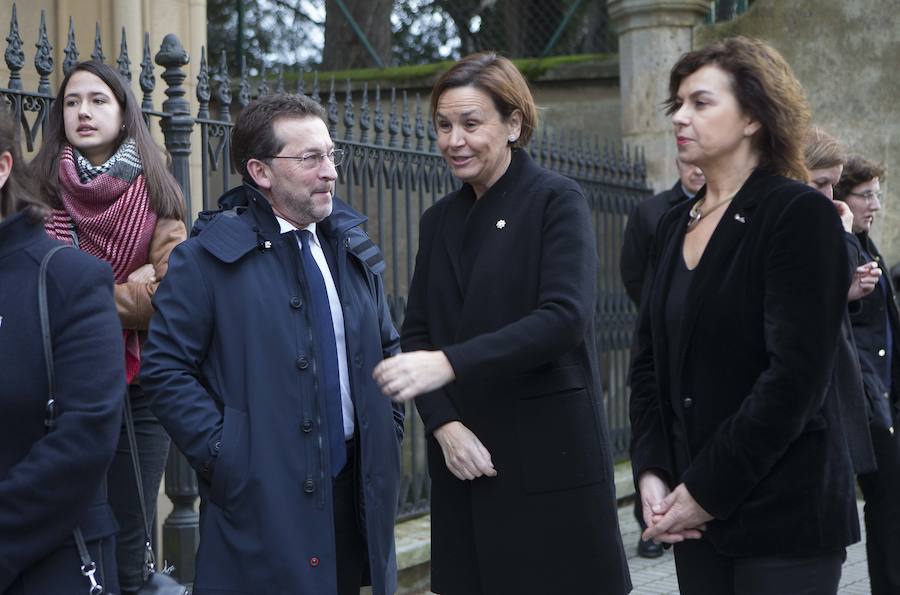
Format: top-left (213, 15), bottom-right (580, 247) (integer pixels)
top-left (373, 350), bottom-right (455, 402)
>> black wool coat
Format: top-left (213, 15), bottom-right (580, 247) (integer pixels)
top-left (0, 214), bottom-right (124, 594)
top-left (404, 150), bottom-right (631, 595)
top-left (620, 180), bottom-right (691, 306)
top-left (630, 169), bottom-right (860, 557)
top-left (846, 232), bottom-right (900, 429)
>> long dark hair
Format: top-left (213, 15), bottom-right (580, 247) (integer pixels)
top-left (30, 60), bottom-right (184, 220)
top-left (0, 105), bottom-right (47, 222)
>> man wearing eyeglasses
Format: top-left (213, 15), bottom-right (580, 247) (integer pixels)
top-left (836, 154), bottom-right (900, 595)
top-left (141, 93), bottom-right (403, 595)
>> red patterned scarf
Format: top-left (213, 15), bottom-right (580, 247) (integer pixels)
top-left (45, 142), bottom-right (157, 383)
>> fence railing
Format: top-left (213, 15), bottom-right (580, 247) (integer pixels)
top-left (1, 6), bottom-right (651, 583)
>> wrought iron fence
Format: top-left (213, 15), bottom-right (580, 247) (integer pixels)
top-left (1, 6), bottom-right (650, 583)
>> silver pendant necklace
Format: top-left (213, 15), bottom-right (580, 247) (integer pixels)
top-left (686, 193), bottom-right (736, 232)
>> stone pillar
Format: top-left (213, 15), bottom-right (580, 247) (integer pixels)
top-left (608, 0), bottom-right (711, 192)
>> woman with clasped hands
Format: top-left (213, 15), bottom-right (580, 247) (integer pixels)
top-left (629, 37), bottom-right (860, 594)
top-left (373, 53), bottom-right (631, 595)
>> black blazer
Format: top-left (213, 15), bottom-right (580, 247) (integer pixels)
top-left (846, 232), bottom-right (900, 429)
top-left (404, 150), bottom-right (631, 594)
top-left (630, 169), bottom-right (859, 557)
top-left (620, 181), bottom-right (691, 305)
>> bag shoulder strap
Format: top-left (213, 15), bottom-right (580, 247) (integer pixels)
top-left (38, 244), bottom-right (104, 595)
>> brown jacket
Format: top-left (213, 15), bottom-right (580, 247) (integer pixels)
top-left (114, 217), bottom-right (186, 330)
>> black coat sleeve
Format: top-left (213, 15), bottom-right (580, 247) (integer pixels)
top-left (0, 255), bottom-right (124, 589)
top-left (141, 242), bottom-right (223, 480)
top-left (628, 216), bottom-right (675, 487)
top-left (404, 205), bottom-right (462, 435)
top-left (620, 200), bottom-right (651, 307)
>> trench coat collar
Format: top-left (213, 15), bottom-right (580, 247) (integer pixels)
top-left (654, 167), bottom-right (772, 386)
top-left (442, 148), bottom-right (533, 292)
top-left (197, 182), bottom-right (366, 263)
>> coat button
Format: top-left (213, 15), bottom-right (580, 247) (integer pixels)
top-left (296, 356), bottom-right (309, 370)
top-left (885, 392), bottom-right (891, 399)
top-left (301, 419), bottom-right (313, 433)
top-left (290, 296), bottom-right (303, 309)
top-left (214, 440), bottom-right (221, 452)
top-left (353, 354), bottom-right (362, 367)
top-left (309, 557), bottom-right (320, 567)
top-left (303, 479), bottom-right (315, 493)
top-left (878, 348), bottom-right (886, 357)
top-left (683, 397), bottom-right (693, 408)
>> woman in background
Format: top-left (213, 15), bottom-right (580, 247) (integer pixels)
top-left (31, 60), bottom-right (186, 595)
top-left (835, 155), bottom-right (900, 595)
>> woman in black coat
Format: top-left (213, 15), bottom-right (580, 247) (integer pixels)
top-left (0, 112), bottom-right (125, 593)
top-left (630, 37), bottom-right (859, 594)
top-left (834, 155), bottom-right (900, 595)
top-left (373, 53), bottom-right (631, 595)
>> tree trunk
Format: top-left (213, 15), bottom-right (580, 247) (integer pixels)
top-left (322, 0), bottom-right (393, 69)
top-left (504, 0), bottom-right (565, 57)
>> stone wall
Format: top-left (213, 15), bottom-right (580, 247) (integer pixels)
top-left (695, 0), bottom-right (900, 266)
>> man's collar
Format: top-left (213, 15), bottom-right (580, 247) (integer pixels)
top-left (275, 215), bottom-right (318, 244)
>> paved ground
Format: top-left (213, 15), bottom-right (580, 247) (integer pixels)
top-left (620, 500), bottom-right (871, 594)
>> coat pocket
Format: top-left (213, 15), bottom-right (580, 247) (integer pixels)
top-left (513, 370), bottom-right (605, 494)
top-left (210, 407), bottom-right (249, 508)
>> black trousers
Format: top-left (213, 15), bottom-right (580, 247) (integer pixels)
top-left (673, 538), bottom-right (843, 595)
top-left (333, 439), bottom-right (369, 595)
top-left (858, 421), bottom-right (900, 595)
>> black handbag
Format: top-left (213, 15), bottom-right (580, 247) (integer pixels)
top-left (39, 245), bottom-right (106, 595)
top-left (122, 393), bottom-right (190, 595)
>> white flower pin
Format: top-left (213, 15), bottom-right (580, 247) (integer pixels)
top-left (734, 214), bottom-right (746, 223)
top-left (496, 219), bottom-right (506, 229)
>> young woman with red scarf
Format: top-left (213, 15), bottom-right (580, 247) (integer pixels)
top-left (31, 60), bottom-right (186, 595)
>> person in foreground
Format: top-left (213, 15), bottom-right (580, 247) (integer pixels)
top-left (30, 60), bottom-right (187, 594)
top-left (629, 37), bottom-right (859, 595)
top-left (373, 52), bottom-right (631, 595)
top-left (0, 109), bottom-right (124, 593)
top-left (141, 93), bottom-right (403, 595)
top-left (835, 155), bottom-right (900, 595)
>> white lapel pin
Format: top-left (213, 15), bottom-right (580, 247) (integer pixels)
top-left (734, 214), bottom-right (746, 223)
top-left (496, 219), bottom-right (506, 229)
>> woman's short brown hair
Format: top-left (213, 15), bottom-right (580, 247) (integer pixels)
top-left (664, 36), bottom-right (811, 181)
top-left (805, 127), bottom-right (845, 171)
top-left (834, 155), bottom-right (886, 202)
top-left (0, 106), bottom-right (47, 222)
top-left (430, 52), bottom-right (538, 148)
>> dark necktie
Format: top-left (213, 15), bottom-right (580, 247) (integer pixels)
top-left (297, 230), bottom-right (346, 476)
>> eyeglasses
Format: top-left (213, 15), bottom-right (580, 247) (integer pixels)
top-left (266, 149), bottom-right (345, 169)
top-left (847, 190), bottom-right (884, 204)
